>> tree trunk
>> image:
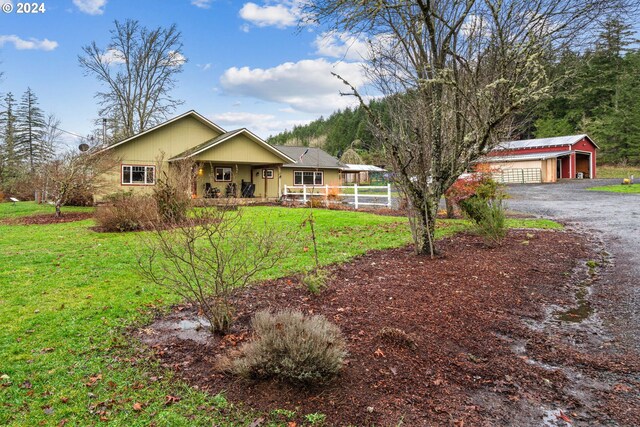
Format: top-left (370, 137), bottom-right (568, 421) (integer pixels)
top-left (55, 202), bottom-right (62, 218)
top-left (445, 197), bottom-right (455, 219)
top-left (411, 194), bottom-right (439, 257)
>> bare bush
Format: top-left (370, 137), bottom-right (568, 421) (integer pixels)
top-left (138, 205), bottom-right (299, 333)
top-left (95, 192), bottom-right (157, 232)
top-left (152, 159), bottom-right (195, 224)
top-left (232, 309), bottom-right (347, 384)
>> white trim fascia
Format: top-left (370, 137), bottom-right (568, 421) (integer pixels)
top-left (172, 128), bottom-right (295, 164)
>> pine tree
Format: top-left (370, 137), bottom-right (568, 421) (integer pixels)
top-left (0, 92), bottom-right (19, 181)
top-left (15, 88), bottom-right (47, 172)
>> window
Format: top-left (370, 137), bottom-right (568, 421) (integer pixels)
top-left (262, 169), bottom-right (274, 179)
top-left (294, 170), bottom-right (323, 185)
top-left (122, 165), bottom-right (155, 185)
top-left (215, 167), bottom-right (232, 182)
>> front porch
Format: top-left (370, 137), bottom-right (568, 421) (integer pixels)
top-left (191, 162), bottom-right (283, 199)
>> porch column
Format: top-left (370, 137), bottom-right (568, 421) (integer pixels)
top-left (278, 166), bottom-right (282, 198)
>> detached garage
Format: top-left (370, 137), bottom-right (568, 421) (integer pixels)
top-left (483, 135), bottom-right (598, 183)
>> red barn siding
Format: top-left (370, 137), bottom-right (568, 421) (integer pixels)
top-left (488, 136), bottom-right (598, 179)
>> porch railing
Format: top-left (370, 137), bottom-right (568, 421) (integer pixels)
top-left (283, 184), bottom-right (393, 209)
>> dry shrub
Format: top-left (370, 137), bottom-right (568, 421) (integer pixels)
top-left (233, 309), bottom-right (347, 384)
top-left (377, 327), bottom-right (418, 351)
top-left (95, 192), bottom-right (157, 232)
top-left (138, 206), bottom-right (298, 333)
top-left (305, 197), bottom-right (325, 208)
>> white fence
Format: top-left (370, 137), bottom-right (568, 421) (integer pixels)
top-left (283, 184), bottom-right (393, 209)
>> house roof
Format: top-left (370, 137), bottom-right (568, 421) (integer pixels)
top-left (97, 110), bottom-right (227, 153)
top-left (483, 150), bottom-right (573, 163)
top-left (342, 164), bottom-right (386, 172)
top-left (494, 134), bottom-right (598, 150)
top-left (273, 146), bottom-right (345, 169)
top-left (169, 129), bottom-right (295, 163)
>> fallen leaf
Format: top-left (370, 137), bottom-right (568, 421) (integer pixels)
top-left (164, 395), bottom-right (181, 405)
top-left (57, 419), bottom-right (68, 427)
top-left (248, 417), bottom-right (264, 427)
top-left (374, 348), bottom-right (385, 358)
top-left (133, 402), bottom-right (143, 411)
top-left (287, 422), bottom-right (297, 427)
top-left (613, 383), bottom-right (632, 392)
top-left (556, 410), bottom-right (572, 424)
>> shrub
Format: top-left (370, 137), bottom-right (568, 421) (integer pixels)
top-left (448, 168), bottom-right (507, 245)
top-left (153, 170), bottom-right (190, 224)
top-left (233, 309), bottom-right (347, 384)
top-left (139, 207), bottom-right (298, 333)
top-left (306, 197), bottom-right (325, 208)
top-left (95, 192), bottom-right (157, 232)
top-left (302, 268), bottom-right (329, 295)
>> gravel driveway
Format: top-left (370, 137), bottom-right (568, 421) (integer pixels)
top-left (505, 179), bottom-right (640, 351)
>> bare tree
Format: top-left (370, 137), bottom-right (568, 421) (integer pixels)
top-left (306, 0), bottom-right (632, 256)
top-left (139, 205), bottom-right (299, 333)
top-left (41, 150), bottom-right (116, 217)
top-left (79, 19), bottom-right (185, 140)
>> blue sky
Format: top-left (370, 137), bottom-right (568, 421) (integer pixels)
top-left (0, 0), bottom-right (370, 147)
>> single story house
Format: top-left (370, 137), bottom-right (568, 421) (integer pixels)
top-left (483, 134), bottom-right (598, 183)
top-left (96, 110), bottom-right (345, 200)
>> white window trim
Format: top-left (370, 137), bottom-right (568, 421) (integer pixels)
top-left (263, 169), bottom-right (274, 179)
top-left (294, 170), bottom-right (324, 186)
top-left (215, 167), bottom-right (232, 182)
top-left (121, 164), bottom-right (155, 186)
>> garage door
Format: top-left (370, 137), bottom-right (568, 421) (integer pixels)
top-left (493, 168), bottom-right (542, 184)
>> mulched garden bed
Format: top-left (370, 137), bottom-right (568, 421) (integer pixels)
top-left (137, 230), bottom-right (640, 426)
top-left (3, 212), bottom-right (93, 225)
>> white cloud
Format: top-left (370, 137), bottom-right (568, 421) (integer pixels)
top-left (314, 32), bottom-right (371, 61)
top-left (209, 111), bottom-right (312, 137)
top-left (191, 0), bottom-right (213, 8)
top-left (220, 58), bottom-right (369, 114)
top-left (197, 63), bottom-right (212, 71)
top-left (166, 51), bottom-right (187, 67)
top-left (0, 35), bottom-right (58, 51)
top-left (99, 48), bottom-right (125, 64)
top-left (72, 0), bottom-right (107, 15)
top-left (240, 24), bottom-right (251, 33)
top-left (239, 1), bottom-right (301, 29)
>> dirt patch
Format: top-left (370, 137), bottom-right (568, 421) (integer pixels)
top-left (136, 230), bottom-right (640, 426)
top-left (3, 212), bottom-right (93, 225)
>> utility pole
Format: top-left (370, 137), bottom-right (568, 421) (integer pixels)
top-left (102, 118), bottom-right (107, 144)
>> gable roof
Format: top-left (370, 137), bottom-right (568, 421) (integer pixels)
top-left (170, 128), bottom-right (295, 163)
top-left (273, 146), bottom-right (344, 169)
top-left (97, 110), bottom-right (227, 153)
top-left (495, 134), bottom-right (599, 150)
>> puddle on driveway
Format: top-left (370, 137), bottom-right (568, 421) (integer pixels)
top-left (555, 252), bottom-right (610, 323)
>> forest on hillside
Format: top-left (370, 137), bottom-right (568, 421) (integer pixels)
top-left (268, 20), bottom-right (640, 166)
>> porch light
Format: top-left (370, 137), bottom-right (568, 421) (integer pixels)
top-left (198, 167), bottom-right (204, 176)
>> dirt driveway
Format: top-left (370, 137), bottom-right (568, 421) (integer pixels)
top-left (506, 179), bottom-right (640, 352)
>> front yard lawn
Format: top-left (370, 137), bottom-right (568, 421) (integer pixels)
top-left (587, 183), bottom-right (640, 194)
top-left (0, 202), bottom-right (560, 426)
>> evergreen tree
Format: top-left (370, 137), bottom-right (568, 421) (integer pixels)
top-left (15, 88), bottom-right (47, 172)
top-left (0, 92), bottom-right (19, 181)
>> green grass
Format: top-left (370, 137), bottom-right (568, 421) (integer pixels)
top-left (587, 183), bottom-right (640, 194)
top-left (0, 202), bottom-right (559, 426)
top-left (0, 201), bottom-right (93, 219)
top-left (596, 165), bottom-right (640, 179)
